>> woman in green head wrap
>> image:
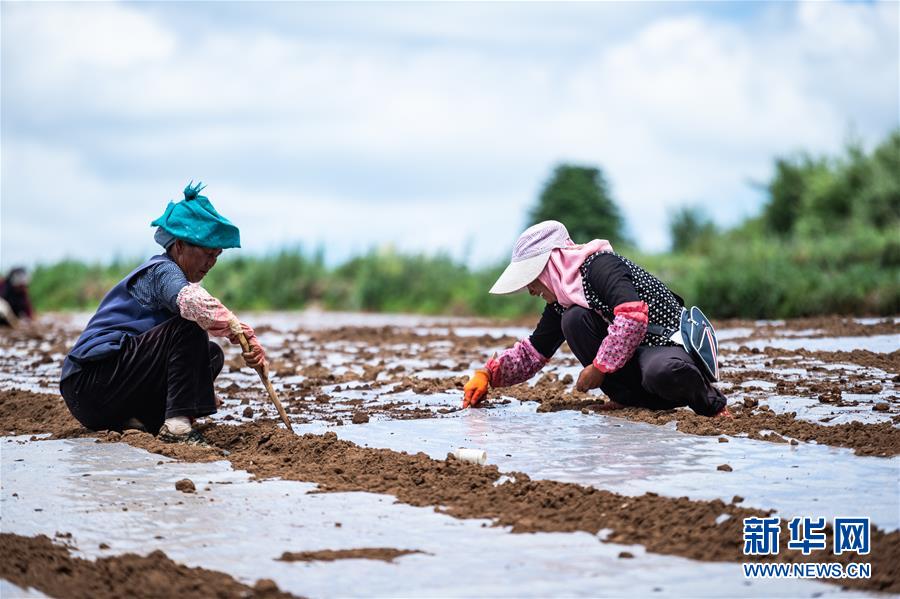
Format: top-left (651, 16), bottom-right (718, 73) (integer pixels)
top-left (60, 182), bottom-right (271, 444)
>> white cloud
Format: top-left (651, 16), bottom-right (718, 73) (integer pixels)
top-left (2, 3), bottom-right (175, 93)
top-left (1, 1), bottom-right (897, 269)
top-left (0, 140), bottom-right (174, 266)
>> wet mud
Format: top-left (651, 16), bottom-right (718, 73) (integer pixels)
top-left (2, 314), bottom-right (899, 593)
top-left (493, 375), bottom-right (900, 457)
top-left (3, 315), bottom-right (896, 459)
top-left (0, 533), bottom-right (296, 598)
top-left (0, 388), bottom-right (85, 438)
top-left (715, 316), bottom-right (899, 342)
top-left (1, 314), bottom-right (898, 455)
top-left (1, 392), bottom-right (897, 593)
top-left (730, 346), bottom-right (900, 376)
top-left (278, 548), bottom-right (422, 563)
top-left (159, 424), bottom-right (900, 593)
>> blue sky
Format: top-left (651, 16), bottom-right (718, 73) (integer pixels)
top-left (2, 1), bottom-right (897, 269)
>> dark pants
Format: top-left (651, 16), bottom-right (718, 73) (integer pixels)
top-left (60, 317), bottom-right (223, 433)
top-left (561, 306), bottom-right (726, 416)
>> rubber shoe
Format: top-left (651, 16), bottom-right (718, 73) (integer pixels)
top-left (157, 424), bottom-right (210, 447)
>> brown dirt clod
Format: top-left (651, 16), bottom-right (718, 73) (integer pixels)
top-left (175, 479), bottom-right (196, 494)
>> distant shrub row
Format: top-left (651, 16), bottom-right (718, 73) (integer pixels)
top-left (25, 130), bottom-right (899, 319)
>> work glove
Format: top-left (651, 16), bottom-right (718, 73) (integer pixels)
top-left (228, 319), bottom-right (269, 373)
top-left (462, 369), bottom-right (490, 408)
top-left (242, 336), bottom-right (268, 372)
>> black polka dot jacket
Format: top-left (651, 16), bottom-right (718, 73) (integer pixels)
top-left (485, 252), bottom-right (684, 387)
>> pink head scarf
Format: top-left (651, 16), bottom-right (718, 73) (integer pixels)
top-left (537, 238), bottom-right (614, 309)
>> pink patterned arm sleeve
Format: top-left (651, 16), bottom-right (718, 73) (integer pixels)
top-left (593, 301), bottom-right (648, 374)
top-left (485, 338), bottom-right (548, 388)
top-left (176, 284), bottom-right (267, 364)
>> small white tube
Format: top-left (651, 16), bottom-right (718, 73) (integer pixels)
top-left (451, 448), bottom-right (487, 465)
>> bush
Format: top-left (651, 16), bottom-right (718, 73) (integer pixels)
top-left (25, 130), bottom-right (900, 320)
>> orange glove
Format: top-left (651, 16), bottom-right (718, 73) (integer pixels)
top-left (462, 370), bottom-right (490, 408)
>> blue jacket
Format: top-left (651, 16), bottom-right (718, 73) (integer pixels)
top-left (61, 254), bottom-right (178, 381)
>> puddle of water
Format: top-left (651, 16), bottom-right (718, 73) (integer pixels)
top-left (0, 580), bottom-right (47, 598)
top-left (451, 326), bottom-right (534, 339)
top-left (763, 395), bottom-right (898, 427)
top-left (716, 328), bottom-right (755, 341)
top-left (856, 317), bottom-right (900, 325)
top-left (0, 375), bottom-right (58, 395)
top-left (410, 368), bottom-right (460, 379)
top-left (740, 380), bottom-right (777, 390)
top-left (779, 329), bottom-right (824, 337)
top-left (724, 335), bottom-right (898, 354)
top-left (297, 403), bottom-right (900, 532)
top-left (0, 437), bottom-right (860, 598)
top-left (250, 311), bottom-right (473, 332)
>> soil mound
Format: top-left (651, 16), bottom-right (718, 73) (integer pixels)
top-left (203, 423), bottom-right (899, 593)
top-left (494, 376), bottom-right (900, 457)
top-left (2, 391), bottom-right (897, 592)
top-left (0, 389), bottom-right (84, 437)
top-left (716, 317), bottom-right (899, 341)
top-left (0, 533), bottom-right (297, 598)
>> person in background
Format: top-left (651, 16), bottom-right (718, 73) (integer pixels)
top-left (59, 182), bottom-right (268, 443)
top-left (462, 220), bottom-right (728, 417)
top-left (0, 267), bottom-right (35, 326)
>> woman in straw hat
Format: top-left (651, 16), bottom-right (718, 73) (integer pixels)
top-left (462, 220), bottom-right (728, 416)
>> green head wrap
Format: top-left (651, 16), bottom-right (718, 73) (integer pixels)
top-left (151, 181), bottom-right (241, 249)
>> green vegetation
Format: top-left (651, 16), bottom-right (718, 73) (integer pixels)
top-left (668, 205), bottom-right (717, 254)
top-left (528, 165), bottom-right (629, 246)
top-left (640, 227), bottom-right (898, 319)
top-left (25, 131), bottom-right (900, 319)
top-left (28, 248), bottom-right (544, 318)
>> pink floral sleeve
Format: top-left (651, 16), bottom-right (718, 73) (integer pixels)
top-left (593, 301), bottom-right (648, 373)
top-left (176, 284), bottom-right (266, 363)
top-left (485, 338), bottom-right (548, 387)
top-left (176, 284), bottom-right (235, 337)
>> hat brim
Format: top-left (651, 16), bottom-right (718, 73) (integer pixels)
top-left (489, 253), bottom-right (551, 295)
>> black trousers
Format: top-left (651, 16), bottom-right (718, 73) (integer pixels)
top-left (60, 317), bottom-right (223, 433)
top-left (561, 306), bottom-right (726, 416)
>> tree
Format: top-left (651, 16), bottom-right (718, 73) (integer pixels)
top-left (527, 164), bottom-right (627, 245)
top-left (668, 205), bottom-right (717, 253)
top-left (763, 156), bottom-right (812, 236)
top-left (762, 130), bottom-right (900, 237)
top-left (854, 130), bottom-right (900, 227)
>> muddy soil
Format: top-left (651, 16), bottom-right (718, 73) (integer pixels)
top-left (2, 319), bottom-right (899, 464)
top-left (304, 325), bottom-right (519, 349)
top-left (1, 314), bottom-right (897, 454)
top-left (0, 388), bottom-right (86, 438)
top-left (0, 533), bottom-right (296, 598)
top-left (1, 392), bottom-right (897, 593)
top-left (729, 346), bottom-right (900, 376)
top-left (715, 316), bottom-right (899, 341)
top-left (278, 548), bottom-right (422, 563)
top-left (495, 374), bottom-right (900, 457)
top-left (284, 319), bottom-right (899, 455)
top-left (147, 423), bottom-right (900, 593)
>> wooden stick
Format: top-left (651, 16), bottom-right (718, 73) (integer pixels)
top-left (230, 320), bottom-right (294, 434)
